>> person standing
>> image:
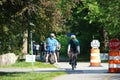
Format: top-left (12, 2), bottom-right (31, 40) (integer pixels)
top-left (36, 44), bottom-right (40, 56)
top-left (33, 41), bottom-right (36, 55)
top-left (40, 42), bottom-right (46, 61)
top-left (55, 40), bottom-right (61, 61)
top-left (67, 35), bottom-right (80, 66)
top-left (45, 33), bottom-right (58, 64)
top-left (53, 35), bottom-right (61, 61)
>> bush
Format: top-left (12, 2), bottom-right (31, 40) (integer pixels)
top-left (13, 50), bottom-right (21, 55)
top-left (56, 35), bottom-right (69, 57)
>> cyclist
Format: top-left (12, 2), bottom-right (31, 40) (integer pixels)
top-left (45, 33), bottom-right (58, 64)
top-left (67, 35), bottom-right (80, 66)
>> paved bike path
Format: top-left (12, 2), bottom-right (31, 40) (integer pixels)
top-left (0, 62), bottom-right (108, 73)
top-left (0, 62), bottom-right (119, 80)
top-left (52, 62), bottom-right (120, 80)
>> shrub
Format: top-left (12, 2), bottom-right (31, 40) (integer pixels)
top-left (56, 35), bottom-right (69, 57)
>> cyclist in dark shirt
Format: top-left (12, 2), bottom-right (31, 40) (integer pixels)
top-left (67, 35), bottom-right (80, 66)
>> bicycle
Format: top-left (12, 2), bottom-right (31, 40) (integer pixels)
top-left (71, 52), bottom-right (77, 70)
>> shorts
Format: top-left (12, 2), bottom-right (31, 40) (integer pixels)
top-left (46, 46), bottom-right (55, 54)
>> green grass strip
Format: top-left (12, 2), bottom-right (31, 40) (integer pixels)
top-left (0, 61), bottom-right (56, 68)
top-left (0, 72), bottom-right (66, 80)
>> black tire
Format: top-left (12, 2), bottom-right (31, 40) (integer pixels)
top-left (71, 56), bottom-right (76, 70)
top-left (72, 64), bottom-right (74, 70)
top-left (49, 54), bottom-right (55, 64)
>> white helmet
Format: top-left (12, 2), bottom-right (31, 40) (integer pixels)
top-left (71, 35), bottom-right (76, 39)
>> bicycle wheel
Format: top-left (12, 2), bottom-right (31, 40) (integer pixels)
top-left (71, 55), bottom-right (76, 70)
top-left (49, 54), bottom-right (55, 64)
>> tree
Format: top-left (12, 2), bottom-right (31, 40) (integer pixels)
top-left (97, 0), bottom-right (120, 38)
top-left (0, 0), bottom-right (69, 54)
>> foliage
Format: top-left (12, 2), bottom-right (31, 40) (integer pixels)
top-left (56, 34), bottom-right (69, 57)
top-left (65, 0), bottom-right (120, 55)
top-left (0, 0), bottom-right (31, 54)
top-left (0, 0), bottom-right (64, 53)
top-left (97, 0), bottom-right (120, 38)
top-left (0, 0), bottom-right (78, 53)
top-left (76, 0), bottom-right (120, 38)
top-left (65, 0), bottom-right (102, 55)
top-left (0, 0), bottom-right (120, 57)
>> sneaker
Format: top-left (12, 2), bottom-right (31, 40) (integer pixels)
top-left (55, 62), bottom-right (58, 64)
top-left (45, 62), bottom-right (49, 64)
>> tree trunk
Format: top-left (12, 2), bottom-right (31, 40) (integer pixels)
top-left (22, 30), bottom-right (28, 55)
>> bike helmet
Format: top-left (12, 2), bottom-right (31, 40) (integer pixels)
top-left (71, 35), bottom-right (76, 39)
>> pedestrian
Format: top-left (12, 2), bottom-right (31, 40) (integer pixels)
top-left (36, 44), bottom-right (40, 55)
top-left (45, 33), bottom-right (58, 64)
top-left (55, 40), bottom-right (61, 62)
top-left (52, 35), bottom-right (61, 61)
top-left (67, 35), bottom-right (80, 66)
top-left (33, 41), bottom-right (36, 55)
top-left (40, 42), bottom-right (46, 61)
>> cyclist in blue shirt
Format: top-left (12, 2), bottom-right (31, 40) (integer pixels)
top-left (45, 33), bottom-right (58, 64)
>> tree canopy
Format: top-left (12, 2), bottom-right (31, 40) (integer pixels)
top-left (0, 0), bottom-right (120, 54)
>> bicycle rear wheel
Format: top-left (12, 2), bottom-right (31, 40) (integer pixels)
top-left (49, 54), bottom-right (55, 64)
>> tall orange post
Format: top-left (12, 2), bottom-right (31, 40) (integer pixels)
top-left (90, 48), bottom-right (101, 67)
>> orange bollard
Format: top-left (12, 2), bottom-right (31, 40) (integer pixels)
top-left (90, 48), bottom-right (101, 67)
top-left (109, 50), bottom-right (120, 73)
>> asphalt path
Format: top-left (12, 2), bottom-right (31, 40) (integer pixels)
top-left (53, 62), bottom-right (120, 80)
top-left (0, 61), bottom-right (119, 80)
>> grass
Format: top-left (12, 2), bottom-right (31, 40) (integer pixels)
top-left (0, 61), bottom-right (56, 68)
top-left (0, 61), bottom-right (66, 80)
top-left (0, 72), bottom-right (66, 80)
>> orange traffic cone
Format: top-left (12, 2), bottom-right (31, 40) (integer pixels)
top-left (109, 50), bottom-right (120, 73)
top-left (90, 48), bottom-right (101, 67)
